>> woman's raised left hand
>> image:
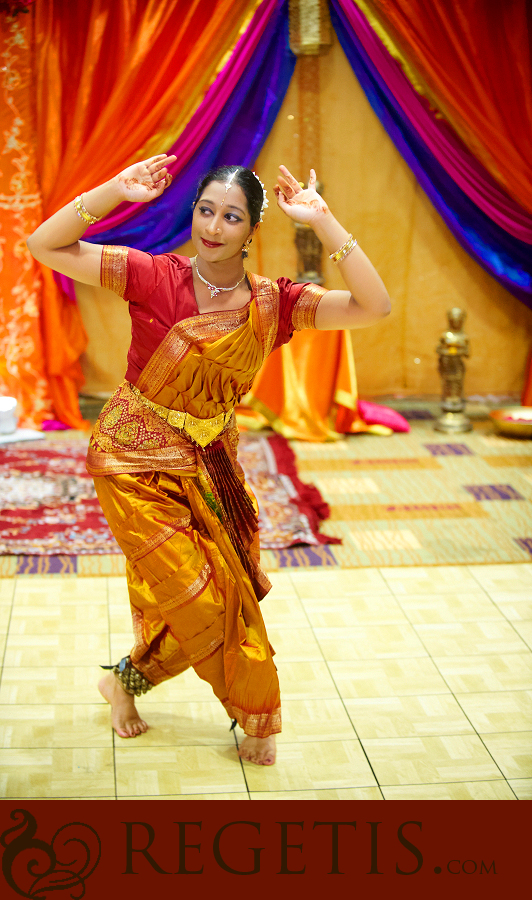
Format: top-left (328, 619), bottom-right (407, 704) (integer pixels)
top-left (273, 165), bottom-right (329, 225)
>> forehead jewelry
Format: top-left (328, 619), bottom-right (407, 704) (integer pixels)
top-left (193, 257), bottom-right (246, 300)
top-left (220, 170), bottom-right (238, 207)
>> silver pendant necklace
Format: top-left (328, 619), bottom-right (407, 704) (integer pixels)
top-left (193, 256), bottom-right (246, 300)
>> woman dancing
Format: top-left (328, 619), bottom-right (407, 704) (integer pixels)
top-left (27, 154), bottom-right (390, 766)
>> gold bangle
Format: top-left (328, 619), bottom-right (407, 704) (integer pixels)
top-left (74, 194), bottom-right (102, 226)
top-left (329, 234), bottom-right (357, 264)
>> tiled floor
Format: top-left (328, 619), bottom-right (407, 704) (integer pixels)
top-left (1, 563), bottom-right (531, 800)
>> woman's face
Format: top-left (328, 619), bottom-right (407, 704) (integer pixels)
top-left (191, 180), bottom-right (256, 263)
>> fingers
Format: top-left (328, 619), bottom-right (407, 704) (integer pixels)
top-left (145, 153), bottom-right (177, 167)
top-left (279, 164), bottom-right (300, 187)
top-left (309, 168), bottom-right (317, 189)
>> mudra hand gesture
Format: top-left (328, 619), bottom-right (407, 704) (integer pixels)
top-left (273, 165), bottom-right (329, 225)
top-left (116, 153), bottom-right (176, 203)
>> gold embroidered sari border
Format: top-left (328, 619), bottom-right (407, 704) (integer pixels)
top-left (292, 283), bottom-right (327, 331)
top-left (158, 563), bottom-right (212, 614)
top-left (86, 446), bottom-right (197, 477)
top-left (101, 245), bottom-right (129, 298)
top-left (129, 517), bottom-right (192, 566)
top-left (229, 705), bottom-right (282, 738)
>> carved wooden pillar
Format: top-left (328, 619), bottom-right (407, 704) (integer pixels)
top-left (288, 0), bottom-right (331, 284)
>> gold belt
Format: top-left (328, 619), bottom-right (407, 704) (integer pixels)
top-left (130, 384), bottom-right (234, 449)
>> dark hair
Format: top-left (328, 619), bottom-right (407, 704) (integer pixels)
top-left (193, 165), bottom-right (265, 226)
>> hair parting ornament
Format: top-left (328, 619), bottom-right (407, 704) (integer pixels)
top-left (253, 171), bottom-right (269, 222)
top-left (220, 170), bottom-right (238, 207)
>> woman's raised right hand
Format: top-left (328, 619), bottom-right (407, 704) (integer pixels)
top-left (116, 154), bottom-right (176, 202)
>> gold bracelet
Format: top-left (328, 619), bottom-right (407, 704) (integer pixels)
top-left (329, 234), bottom-right (357, 264)
top-left (74, 194), bottom-right (102, 226)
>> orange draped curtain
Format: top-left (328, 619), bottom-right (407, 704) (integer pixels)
top-left (238, 330), bottom-right (368, 441)
top-left (1, 0), bottom-right (258, 428)
top-left (365, 0), bottom-right (532, 214)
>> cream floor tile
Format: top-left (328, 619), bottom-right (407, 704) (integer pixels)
top-left (112, 701), bottom-right (239, 747)
top-left (382, 780), bottom-right (516, 800)
top-left (9, 604), bottom-right (109, 634)
top-left (268, 571), bottom-right (302, 598)
top-left (120, 793), bottom-right (250, 800)
top-left (479, 732), bottom-right (532, 779)
top-left (258, 595), bottom-right (309, 629)
top-left (0, 579), bottom-right (15, 605)
top-left (487, 592), bottom-right (532, 620)
top-left (110, 634), bottom-right (135, 661)
top-left (456, 691), bottom-right (532, 733)
top-left (141, 668), bottom-right (217, 703)
top-left (433, 653), bottom-right (532, 693)
top-left (13, 576), bottom-right (109, 604)
top-left (290, 568), bottom-right (393, 598)
top-left (394, 591), bottom-right (504, 624)
top-left (0, 632), bottom-right (6, 657)
top-left (274, 660), bottom-right (340, 700)
top-left (107, 578), bottom-right (129, 603)
top-left (0, 606), bottom-right (11, 631)
top-left (108, 609), bottom-right (134, 633)
top-left (250, 788), bottom-right (383, 800)
top-left (234, 698), bottom-right (356, 744)
top-left (511, 620), bottom-right (532, 650)
top-left (0, 704), bottom-right (112, 748)
top-left (380, 566), bottom-right (482, 594)
top-left (115, 745), bottom-right (247, 796)
top-left (362, 734), bottom-right (503, 785)
top-left (508, 778), bottom-right (532, 799)
top-left (241, 740), bottom-right (377, 792)
top-left (4, 633), bottom-right (110, 667)
top-left (302, 596), bottom-right (409, 629)
top-left (0, 747), bottom-right (115, 797)
top-left (328, 657), bottom-right (450, 699)
top-left (468, 563), bottom-right (532, 593)
top-left (345, 695), bottom-right (475, 739)
top-left (265, 626), bottom-right (324, 662)
top-left (413, 621), bottom-right (529, 656)
top-left (314, 624), bottom-right (428, 661)
top-left (0, 666), bottom-right (103, 704)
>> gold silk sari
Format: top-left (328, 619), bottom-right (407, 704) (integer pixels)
top-left (87, 258), bottom-right (325, 738)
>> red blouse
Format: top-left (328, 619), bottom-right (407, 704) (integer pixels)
top-left (101, 247), bottom-right (325, 384)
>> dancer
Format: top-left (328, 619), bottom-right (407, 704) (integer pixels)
top-left (27, 154), bottom-right (390, 765)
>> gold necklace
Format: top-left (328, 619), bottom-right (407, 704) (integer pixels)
top-left (193, 256), bottom-right (246, 300)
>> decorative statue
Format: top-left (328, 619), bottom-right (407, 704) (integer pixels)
top-left (435, 307), bottom-right (472, 433)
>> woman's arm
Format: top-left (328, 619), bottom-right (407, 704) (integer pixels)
top-left (27, 154), bottom-right (176, 286)
top-left (274, 166), bottom-right (391, 330)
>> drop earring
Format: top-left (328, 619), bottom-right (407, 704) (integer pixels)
top-left (242, 237), bottom-right (252, 259)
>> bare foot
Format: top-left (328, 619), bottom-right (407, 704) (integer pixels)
top-left (98, 672), bottom-right (148, 738)
top-left (238, 735), bottom-right (276, 766)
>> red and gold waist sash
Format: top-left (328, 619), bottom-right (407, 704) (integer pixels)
top-left (86, 381), bottom-right (239, 477)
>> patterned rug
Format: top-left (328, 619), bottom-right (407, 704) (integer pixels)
top-left (1, 415), bottom-right (531, 573)
top-left (0, 432), bottom-right (336, 573)
top-left (288, 413), bottom-right (532, 569)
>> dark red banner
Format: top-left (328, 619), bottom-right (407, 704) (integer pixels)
top-left (0, 800), bottom-right (527, 897)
